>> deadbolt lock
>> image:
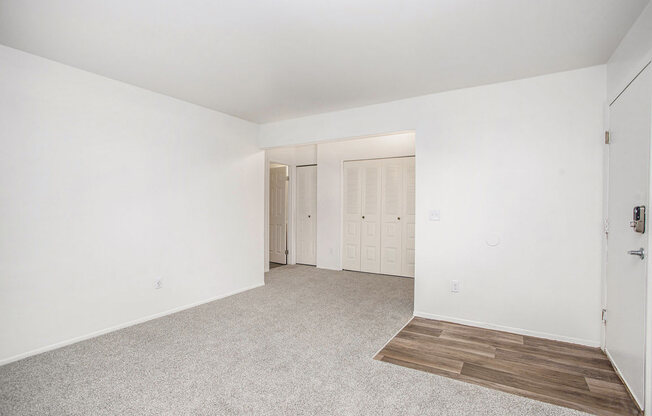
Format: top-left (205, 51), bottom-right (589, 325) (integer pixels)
top-left (630, 206), bottom-right (646, 234)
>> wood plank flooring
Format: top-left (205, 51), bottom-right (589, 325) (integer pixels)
top-left (374, 317), bottom-right (641, 416)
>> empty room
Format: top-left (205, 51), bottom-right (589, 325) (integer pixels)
top-left (1, 1), bottom-right (652, 415)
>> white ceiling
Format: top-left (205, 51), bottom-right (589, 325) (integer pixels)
top-left (0, 1), bottom-right (648, 123)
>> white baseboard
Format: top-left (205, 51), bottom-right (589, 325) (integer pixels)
top-left (604, 348), bottom-right (644, 410)
top-left (413, 311), bottom-right (601, 348)
top-left (0, 282), bottom-right (265, 367)
top-left (317, 265), bottom-right (342, 271)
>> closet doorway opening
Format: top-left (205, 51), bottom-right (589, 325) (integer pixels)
top-left (269, 163), bottom-right (288, 268)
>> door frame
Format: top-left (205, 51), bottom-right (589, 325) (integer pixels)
top-left (265, 160), bottom-right (314, 270)
top-left (267, 161), bottom-right (291, 268)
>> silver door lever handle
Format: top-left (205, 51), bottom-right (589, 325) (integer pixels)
top-left (628, 248), bottom-right (646, 260)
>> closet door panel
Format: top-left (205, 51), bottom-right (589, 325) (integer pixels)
top-left (360, 160), bottom-right (382, 273)
top-left (342, 162), bottom-right (362, 271)
top-left (380, 158), bottom-right (404, 276)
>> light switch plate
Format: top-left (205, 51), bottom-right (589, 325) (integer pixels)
top-left (429, 209), bottom-right (441, 221)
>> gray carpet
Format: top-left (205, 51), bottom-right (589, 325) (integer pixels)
top-left (0, 265), bottom-right (587, 415)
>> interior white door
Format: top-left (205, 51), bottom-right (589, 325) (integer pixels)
top-left (360, 160), bottom-right (382, 273)
top-left (296, 165), bottom-right (317, 265)
top-left (402, 157), bottom-right (416, 277)
top-left (269, 165), bottom-right (288, 264)
top-left (342, 162), bottom-right (362, 271)
top-left (605, 65), bottom-right (651, 409)
top-left (381, 158), bottom-right (404, 276)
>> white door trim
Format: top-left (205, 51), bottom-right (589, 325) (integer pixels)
top-left (269, 164), bottom-right (288, 264)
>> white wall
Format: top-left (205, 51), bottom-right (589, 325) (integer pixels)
top-left (266, 144), bottom-right (317, 167)
top-left (315, 133), bottom-right (414, 270)
top-left (259, 66), bottom-right (606, 346)
top-left (0, 45), bottom-right (264, 364)
top-left (607, 1), bottom-right (652, 103)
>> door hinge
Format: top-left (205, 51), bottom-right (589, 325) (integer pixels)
top-left (602, 308), bottom-right (607, 323)
top-left (286, 176), bottom-right (290, 181)
top-left (604, 219), bottom-right (609, 239)
top-left (605, 131), bottom-right (610, 144)
top-left (285, 249), bottom-right (289, 255)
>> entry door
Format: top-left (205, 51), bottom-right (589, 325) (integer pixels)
top-left (605, 65), bottom-right (651, 408)
top-left (269, 165), bottom-right (288, 264)
top-left (380, 158), bottom-right (404, 276)
top-left (360, 160), bottom-right (382, 273)
top-left (296, 165), bottom-right (317, 265)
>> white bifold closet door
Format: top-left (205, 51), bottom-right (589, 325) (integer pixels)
top-left (296, 165), bottom-right (317, 265)
top-left (360, 161), bottom-right (382, 273)
top-left (380, 158), bottom-right (404, 276)
top-left (342, 160), bottom-right (381, 273)
top-left (342, 157), bottom-right (414, 277)
top-left (342, 162), bottom-right (363, 271)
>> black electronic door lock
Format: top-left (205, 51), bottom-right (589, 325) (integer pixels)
top-left (630, 205), bottom-right (646, 234)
